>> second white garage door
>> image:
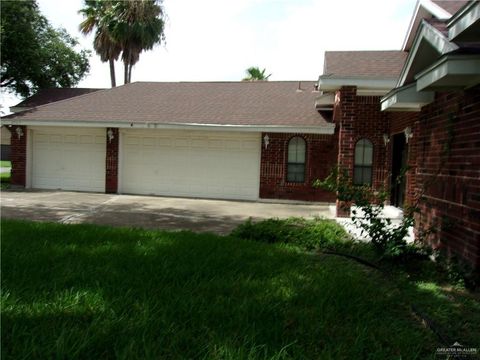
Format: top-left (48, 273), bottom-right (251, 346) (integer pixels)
top-left (120, 130), bottom-right (261, 200)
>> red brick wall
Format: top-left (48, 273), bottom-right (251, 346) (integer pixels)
top-left (335, 86), bottom-right (391, 216)
top-left (10, 125), bottom-right (27, 187)
top-left (105, 128), bottom-right (119, 193)
top-left (259, 132), bottom-right (337, 202)
top-left (414, 85), bottom-right (480, 269)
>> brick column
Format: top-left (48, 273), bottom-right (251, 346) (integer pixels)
top-left (105, 128), bottom-right (119, 193)
top-left (336, 86), bottom-right (356, 217)
top-left (10, 125), bottom-right (27, 187)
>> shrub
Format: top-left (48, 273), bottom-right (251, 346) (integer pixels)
top-left (231, 217), bottom-right (350, 251)
top-left (313, 166), bottom-right (428, 260)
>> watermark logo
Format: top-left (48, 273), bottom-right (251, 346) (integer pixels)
top-left (436, 342), bottom-right (478, 359)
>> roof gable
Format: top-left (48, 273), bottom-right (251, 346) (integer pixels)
top-left (397, 19), bottom-right (458, 87)
top-left (402, 0), bottom-right (463, 51)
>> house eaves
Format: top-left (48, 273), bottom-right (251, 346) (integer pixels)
top-left (317, 76), bottom-right (397, 96)
top-left (380, 82), bottom-right (434, 112)
top-left (397, 19), bottom-right (458, 87)
top-left (447, 1), bottom-right (480, 41)
top-left (415, 53), bottom-right (480, 91)
top-left (0, 119), bottom-right (335, 135)
top-left (314, 93), bottom-right (335, 111)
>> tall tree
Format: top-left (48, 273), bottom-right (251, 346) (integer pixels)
top-left (1, 0), bottom-right (90, 98)
top-left (79, 0), bottom-right (121, 87)
top-left (108, 0), bottom-right (166, 84)
top-left (242, 67), bottom-right (272, 81)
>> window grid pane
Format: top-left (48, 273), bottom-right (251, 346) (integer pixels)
top-left (287, 163), bottom-right (305, 182)
top-left (288, 137), bottom-right (306, 163)
top-left (354, 139), bottom-right (373, 185)
top-left (287, 137), bottom-right (306, 183)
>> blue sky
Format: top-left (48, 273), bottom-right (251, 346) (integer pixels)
top-left (2, 0), bottom-right (418, 109)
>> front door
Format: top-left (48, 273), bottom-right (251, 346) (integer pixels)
top-left (390, 133), bottom-right (408, 208)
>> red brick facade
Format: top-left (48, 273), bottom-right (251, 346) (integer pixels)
top-left (330, 84), bottom-right (479, 269)
top-left (409, 86), bottom-right (480, 269)
top-left (334, 87), bottom-right (391, 216)
top-left (105, 128), bottom-right (119, 193)
top-left (259, 132), bottom-right (337, 202)
top-left (9, 125), bottom-right (27, 187)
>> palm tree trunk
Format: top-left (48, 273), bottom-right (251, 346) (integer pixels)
top-left (124, 61), bottom-right (129, 84)
top-left (109, 58), bottom-right (116, 87)
top-left (128, 63), bottom-right (133, 83)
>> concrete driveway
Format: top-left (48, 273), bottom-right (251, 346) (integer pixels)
top-left (1, 190), bottom-right (335, 235)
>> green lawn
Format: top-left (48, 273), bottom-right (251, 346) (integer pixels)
top-left (1, 219), bottom-right (478, 359)
top-left (0, 160), bottom-right (11, 184)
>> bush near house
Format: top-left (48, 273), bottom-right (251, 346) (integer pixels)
top-left (231, 217), bottom-right (350, 251)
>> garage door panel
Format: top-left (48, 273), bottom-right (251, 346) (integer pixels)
top-left (121, 130), bottom-right (260, 200)
top-left (32, 128), bottom-right (106, 192)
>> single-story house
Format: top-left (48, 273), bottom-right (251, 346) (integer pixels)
top-left (2, 81), bottom-right (337, 201)
top-left (2, 0), bottom-right (479, 270)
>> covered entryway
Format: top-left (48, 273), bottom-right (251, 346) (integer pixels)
top-left (120, 130), bottom-right (261, 200)
top-left (31, 127), bottom-right (106, 192)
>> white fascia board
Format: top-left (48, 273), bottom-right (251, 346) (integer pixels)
top-left (381, 83), bottom-right (434, 111)
top-left (9, 106), bottom-right (31, 113)
top-left (402, 0), bottom-right (451, 51)
top-left (318, 76), bottom-right (397, 93)
top-left (415, 55), bottom-right (480, 91)
top-left (448, 1), bottom-right (480, 40)
top-left (397, 20), bottom-right (458, 87)
top-left (0, 120), bottom-right (336, 135)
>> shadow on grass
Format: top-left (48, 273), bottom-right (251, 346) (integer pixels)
top-left (2, 220), bottom-right (475, 359)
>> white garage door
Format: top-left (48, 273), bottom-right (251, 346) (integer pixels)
top-left (31, 127), bottom-right (106, 192)
top-left (121, 130), bottom-right (261, 200)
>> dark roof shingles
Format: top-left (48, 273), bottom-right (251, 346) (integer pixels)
top-left (13, 88), bottom-right (103, 108)
top-left (431, 0), bottom-right (470, 16)
top-left (323, 51), bottom-right (407, 79)
top-left (5, 81), bottom-right (330, 128)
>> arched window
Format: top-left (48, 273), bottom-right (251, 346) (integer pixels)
top-left (287, 136), bottom-right (306, 182)
top-left (354, 139), bottom-right (373, 185)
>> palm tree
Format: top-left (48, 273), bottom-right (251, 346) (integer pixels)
top-left (242, 67), bottom-right (272, 81)
top-left (79, 0), bottom-right (121, 87)
top-left (108, 0), bottom-right (165, 84)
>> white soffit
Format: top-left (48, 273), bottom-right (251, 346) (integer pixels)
top-left (0, 120), bottom-right (336, 135)
top-left (448, 1), bottom-right (480, 41)
top-left (397, 20), bottom-right (458, 87)
top-left (415, 54), bottom-right (480, 91)
top-left (381, 83), bottom-right (434, 112)
top-left (314, 93), bottom-right (334, 110)
top-left (317, 76), bottom-right (397, 95)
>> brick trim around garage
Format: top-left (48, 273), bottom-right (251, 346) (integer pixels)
top-left (105, 127), bottom-right (119, 193)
